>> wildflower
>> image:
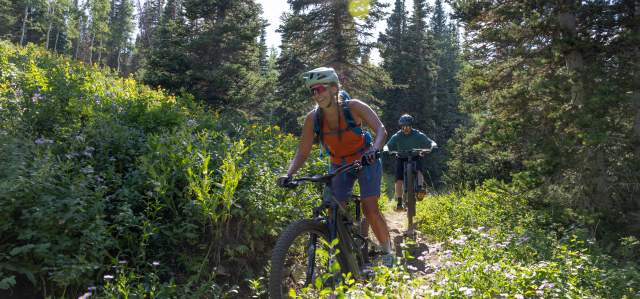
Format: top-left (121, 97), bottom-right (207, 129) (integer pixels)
top-left (538, 280), bottom-right (555, 290)
top-left (515, 295), bottom-right (524, 299)
top-left (429, 289), bottom-right (443, 296)
top-left (459, 286), bottom-right (475, 296)
top-left (437, 277), bottom-right (448, 286)
top-left (81, 166), bottom-right (94, 174)
top-left (78, 292), bottom-right (92, 299)
top-left (536, 289), bottom-right (544, 296)
top-left (516, 235), bottom-right (530, 244)
top-left (152, 261), bottom-right (160, 267)
top-left (118, 260), bottom-right (128, 265)
top-left (32, 93), bottom-right (44, 103)
top-left (87, 286), bottom-right (97, 292)
top-left (495, 242), bottom-right (509, 249)
top-left (103, 274), bottom-right (114, 280)
top-left (34, 137), bottom-right (54, 145)
top-left (505, 272), bottom-right (515, 280)
top-left (450, 235), bottom-right (468, 246)
top-left (83, 146), bottom-right (95, 157)
top-left (407, 265), bottom-right (418, 271)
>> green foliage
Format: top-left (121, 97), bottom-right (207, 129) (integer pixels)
top-left (446, 0), bottom-right (640, 236)
top-left (416, 181), bottom-right (640, 298)
top-left (0, 41), bottom-right (325, 297)
top-left (378, 0), bottom-right (464, 188)
top-left (306, 181), bottom-right (640, 298)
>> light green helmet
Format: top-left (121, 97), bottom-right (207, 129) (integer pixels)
top-left (302, 67), bottom-right (340, 88)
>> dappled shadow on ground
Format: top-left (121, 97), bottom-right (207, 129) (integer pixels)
top-left (383, 209), bottom-right (442, 276)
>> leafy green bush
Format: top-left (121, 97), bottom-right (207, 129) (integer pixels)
top-left (0, 42), bottom-right (324, 297)
top-left (299, 181), bottom-right (639, 298)
top-left (416, 181), bottom-right (640, 298)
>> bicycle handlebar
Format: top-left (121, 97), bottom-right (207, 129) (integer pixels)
top-left (281, 151), bottom-right (381, 188)
top-left (385, 148), bottom-right (433, 159)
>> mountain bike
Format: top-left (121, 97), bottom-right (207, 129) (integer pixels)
top-left (386, 148), bottom-right (432, 237)
top-left (269, 154), bottom-right (380, 299)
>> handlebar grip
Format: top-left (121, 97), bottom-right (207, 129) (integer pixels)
top-left (361, 150), bottom-right (381, 166)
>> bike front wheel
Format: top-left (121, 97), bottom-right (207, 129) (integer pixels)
top-left (269, 219), bottom-right (335, 299)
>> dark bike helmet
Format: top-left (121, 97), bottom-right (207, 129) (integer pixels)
top-left (398, 114), bottom-right (414, 126)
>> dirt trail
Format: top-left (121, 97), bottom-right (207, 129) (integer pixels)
top-left (381, 209), bottom-right (442, 278)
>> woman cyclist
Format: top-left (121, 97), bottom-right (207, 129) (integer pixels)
top-left (277, 66), bottom-right (395, 266)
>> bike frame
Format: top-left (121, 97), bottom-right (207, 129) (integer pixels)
top-left (388, 149), bottom-right (430, 235)
top-left (291, 162), bottom-right (371, 284)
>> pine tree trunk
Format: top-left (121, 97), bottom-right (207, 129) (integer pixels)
top-left (54, 30), bottom-right (59, 51)
top-left (20, 4), bottom-right (29, 46)
top-left (46, 1), bottom-right (54, 49)
top-left (75, 14), bottom-right (82, 60)
top-left (557, 9), bottom-right (584, 107)
top-left (97, 39), bottom-right (103, 65)
top-left (89, 34), bottom-right (94, 64)
top-left (118, 50), bottom-right (123, 73)
top-left (632, 1), bottom-right (640, 156)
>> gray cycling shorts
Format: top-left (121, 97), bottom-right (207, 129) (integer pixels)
top-left (330, 158), bottom-right (382, 202)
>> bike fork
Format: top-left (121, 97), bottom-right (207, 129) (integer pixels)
top-left (305, 234), bottom-right (318, 284)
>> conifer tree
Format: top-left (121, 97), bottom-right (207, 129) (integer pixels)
top-left (106, 0), bottom-right (134, 73)
top-left (378, 0), bottom-right (409, 85)
top-left (144, 0), bottom-right (189, 92)
top-left (0, 0), bottom-right (17, 39)
top-left (278, 0), bottom-right (387, 95)
top-left (447, 0), bottom-right (640, 232)
top-left (258, 19), bottom-right (269, 76)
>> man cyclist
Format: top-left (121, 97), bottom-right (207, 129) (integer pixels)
top-left (384, 114), bottom-right (437, 211)
top-left (277, 67), bottom-right (395, 266)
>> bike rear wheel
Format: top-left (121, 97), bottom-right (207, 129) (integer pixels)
top-left (269, 219), bottom-right (335, 299)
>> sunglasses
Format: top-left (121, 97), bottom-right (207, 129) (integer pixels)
top-left (310, 84), bottom-right (329, 96)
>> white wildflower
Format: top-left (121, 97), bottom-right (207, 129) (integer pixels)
top-left (34, 137), bottom-right (54, 145)
top-left (81, 166), bottom-right (94, 174)
top-left (505, 272), bottom-right (515, 280)
top-left (517, 235), bottom-right (530, 244)
top-left (429, 289), bottom-right (443, 296)
top-left (459, 287), bottom-right (475, 296)
top-left (83, 146), bottom-right (95, 157)
top-left (438, 277), bottom-right (449, 286)
top-left (187, 119), bottom-right (198, 127)
top-left (103, 274), bottom-right (114, 280)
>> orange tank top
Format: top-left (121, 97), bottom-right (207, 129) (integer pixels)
top-left (321, 109), bottom-right (367, 165)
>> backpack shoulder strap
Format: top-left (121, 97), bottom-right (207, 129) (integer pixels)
top-left (339, 90), bottom-right (358, 129)
top-left (313, 106), bottom-right (322, 142)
